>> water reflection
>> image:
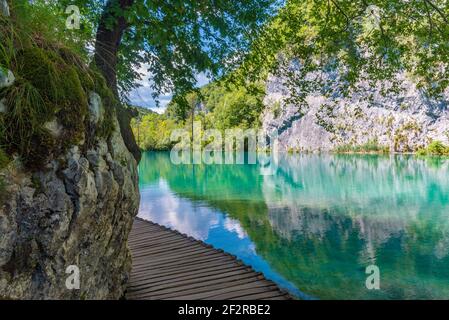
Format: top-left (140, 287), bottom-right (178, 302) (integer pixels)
top-left (138, 152), bottom-right (449, 299)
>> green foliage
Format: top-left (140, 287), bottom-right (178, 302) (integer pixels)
top-left (234, 0), bottom-right (449, 105)
top-left (131, 113), bottom-right (182, 151)
top-left (202, 83), bottom-right (265, 131)
top-left (136, 81), bottom-right (265, 151)
top-left (417, 141), bottom-right (449, 156)
top-left (61, 0), bottom-right (277, 98)
top-left (166, 91), bottom-right (202, 122)
top-left (334, 139), bottom-right (390, 154)
top-left (0, 149), bottom-right (9, 170)
top-left (167, 82), bottom-right (265, 128)
top-left (9, 0), bottom-right (95, 59)
top-left (87, 68), bottom-right (117, 140)
top-left (0, 46), bottom-right (90, 168)
top-left (0, 14), bottom-right (116, 170)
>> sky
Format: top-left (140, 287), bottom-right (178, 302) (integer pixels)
top-left (128, 65), bottom-right (211, 114)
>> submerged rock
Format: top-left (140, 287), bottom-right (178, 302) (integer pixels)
top-left (0, 93), bottom-right (139, 299)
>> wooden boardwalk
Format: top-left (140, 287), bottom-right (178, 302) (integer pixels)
top-left (126, 218), bottom-right (292, 300)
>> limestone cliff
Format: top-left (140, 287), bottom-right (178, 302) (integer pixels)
top-left (262, 63), bottom-right (449, 153)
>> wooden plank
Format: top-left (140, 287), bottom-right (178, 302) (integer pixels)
top-left (132, 248), bottom-right (214, 266)
top-left (127, 272), bottom-right (264, 298)
top-left (129, 275), bottom-right (266, 300)
top-left (130, 236), bottom-right (197, 249)
top-left (132, 250), bottom-right (223, 269)
top-left (164, 280), bottom-right (277, 301)
top-left (131, 240), bottom-right (205, 255)
top-left (126, 218), bottom-right (292, 300)
top-left (131, 253), bottom-right (234, 271)
top-left (128, 268), bottom-right (259, 292)
top-left (129, 261), bottom-right (246, 282)
top-left (128, 265), bottom-right (251, 289)
top-left (130, 258), bottom-right (243, 277)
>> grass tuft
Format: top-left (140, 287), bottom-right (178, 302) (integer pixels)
top-left (334, 139), bottom-right (390, 154)
top-left (0, 15), bottom-right (116, 170)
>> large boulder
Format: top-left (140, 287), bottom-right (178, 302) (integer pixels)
top-left (0, 92), bottom-right (139, 299)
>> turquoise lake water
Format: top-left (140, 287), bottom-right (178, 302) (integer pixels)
top-left (138, 151), bottom-right (449, 299)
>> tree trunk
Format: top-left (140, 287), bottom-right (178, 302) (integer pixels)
top-left (94, 0), bottom-right (141, 163)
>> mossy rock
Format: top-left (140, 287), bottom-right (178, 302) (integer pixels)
top-left (0, 45), bottom-right (117, 170)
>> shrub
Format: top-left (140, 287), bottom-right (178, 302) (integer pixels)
top-left (417, 141), bottom-right (449, 156)
top-left (334, 139), bottom-right (390, 154)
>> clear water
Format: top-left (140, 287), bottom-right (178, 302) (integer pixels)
top-left (138, 151), bottom-right (449, 299)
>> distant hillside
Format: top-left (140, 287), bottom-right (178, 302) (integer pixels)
top-left (128, 105), bottom-right (156, 118)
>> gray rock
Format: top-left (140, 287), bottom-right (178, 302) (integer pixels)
top-left (88, 92), bottom-right (104, 124)
top-left (1, 0), bottom-right (9, 17)
top-left (262, 66), bottom-right (449, 153)
top-left (0, 68), bottom-right (14, 89)
top-left (0, 91), bottom-right (139, 299)
top-left (44, 119), bottom-right (63, 137)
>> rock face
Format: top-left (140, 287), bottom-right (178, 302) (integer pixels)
top-left (0, 92), bottom-right (139, 299)
top-left (1, 0), bottom-right (9, 17)
top-left (262, 69), bottom-right (449, 152)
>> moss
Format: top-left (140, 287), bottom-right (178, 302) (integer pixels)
top-left (0, 148), bottom-right (9, 170)
top-left (0, 46), bottom-right (92, 170)
top-left (31, 174), bottom-right (45, 195)
top-left (89, 69), bottom-right (117, 139)
top-left (25, 129), bottom-right (56, 170)
top-left (56, 65), bottom-right (88, 146)
top-left (1, 79), bottom-right (51, 156)
top-left (0, 176), bottom-right (5, 205)
top-left (16, 48), bottom-right (56, 93)
top-left (0, 14), bottom-right (121, 171)
top-left (0, 23), bottom-right (118, 171)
